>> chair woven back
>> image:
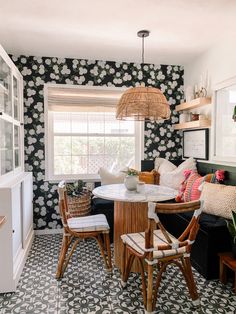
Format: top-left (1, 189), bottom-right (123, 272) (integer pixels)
top-left (58, 181), bottom-right (69, 228)
top-left (146, 200), bottom-right (203, 254)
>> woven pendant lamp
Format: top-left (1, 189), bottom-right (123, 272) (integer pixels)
top-left (116, 30), bottom-right (170, 121)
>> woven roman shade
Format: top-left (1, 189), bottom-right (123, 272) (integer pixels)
top-left (116, 86), bottom-right (171, 121)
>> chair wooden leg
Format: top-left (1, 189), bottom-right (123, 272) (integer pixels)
top-left (104, 232), bottom-right (112, 271)
top-left (96, 234), bottom-right (109, 270)
top-left (137, 257), bottom-right (147, 308)
top-left (182, 256), bottom-right (200, 307)
top-left (61, 239), bottom-right (80, 275)
top-left (122, 253), bottom-right (135, 288)
top-left (56, 234), bottom-right (70, 279)
top-left (146, 263), bottom-right (154, 314)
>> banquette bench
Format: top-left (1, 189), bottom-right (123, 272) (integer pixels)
top-left (92, 160), bottom-right (235, 279)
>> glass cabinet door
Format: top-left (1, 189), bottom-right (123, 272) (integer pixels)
top-left (0, 120), bottom-right (13, 174)
top-left (13, 76), bottom-right (20, 121)
top-left (14, 125), bottom-right (20, 168)
top-left (0, 55), bottom-right (12, 116)
top-left (0, 47), bottom-right (23, 178)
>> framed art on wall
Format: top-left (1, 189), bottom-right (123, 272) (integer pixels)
top-left (183, 128), bottom-right (209, 160)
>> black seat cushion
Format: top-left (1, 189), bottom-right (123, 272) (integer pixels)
top-left (91, 198), bottom-right (114, 243)
top-left (180, 211), bottom-right (229, 232)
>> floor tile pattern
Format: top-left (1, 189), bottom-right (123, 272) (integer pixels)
top-left (0, 235), bottom-right (236, 313)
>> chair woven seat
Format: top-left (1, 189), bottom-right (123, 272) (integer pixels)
top-left (68, 214), bottom-right (110, 232)
top-left (121, 230), bottom-right (186, 259)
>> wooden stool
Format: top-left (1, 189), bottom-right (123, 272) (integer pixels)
top-left (219, 252), bottom-right (236, 293)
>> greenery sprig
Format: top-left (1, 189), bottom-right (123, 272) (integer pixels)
top-left (227, 210), bottom-right (236, 244)
top-left (122, 168), bottom-right (140, 176)
top-left (67, 180), bottom-right (85, 196)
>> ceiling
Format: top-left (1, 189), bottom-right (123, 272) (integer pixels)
top-left (0, 0), bottom-right (236, 65)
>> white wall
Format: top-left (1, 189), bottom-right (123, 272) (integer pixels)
top-left (184, 37), bottom-right (236, 165)
top-left (185, 37), bottom-right (236, 93)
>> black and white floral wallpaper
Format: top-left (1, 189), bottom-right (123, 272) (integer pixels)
top-left (11, 55), bottom-right (184, 229)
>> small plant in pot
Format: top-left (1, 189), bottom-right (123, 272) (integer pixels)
top-left (122, 168), bottom-right (140, 191)
top-left (67, 180), bottom-right (86, 196)
top-left (226, 210), bottom-right (236, 258)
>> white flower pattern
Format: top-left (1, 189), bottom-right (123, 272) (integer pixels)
top-left (11, 55), bottom-right (184, 229)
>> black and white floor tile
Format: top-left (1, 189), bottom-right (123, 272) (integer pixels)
top-left (0, 235), bottom-right (236, 313)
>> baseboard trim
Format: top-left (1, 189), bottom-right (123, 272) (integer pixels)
top-left (35, 229), bottom-right (63, 235)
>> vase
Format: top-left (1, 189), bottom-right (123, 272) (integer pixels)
top-left (124, 175), bottom-right (138, 191)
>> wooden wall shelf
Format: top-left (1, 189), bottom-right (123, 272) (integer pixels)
top-left (175, 97), bottom-right (211, 112)
top-left (173, 119), bottom-right (211, 130)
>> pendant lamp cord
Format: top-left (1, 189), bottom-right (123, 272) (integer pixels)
top-left (142, 35), bottom-right (145, 64)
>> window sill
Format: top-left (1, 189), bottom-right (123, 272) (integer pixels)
top-left (45, 174), bottom-right (101, 184)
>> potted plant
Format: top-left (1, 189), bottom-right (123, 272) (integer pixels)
top-left (66, 180), bottom-right (91, 217)
top-left (122, 168), bottom-right (140, 191)
top-left (67, 180), bottom-right (85, 196)
top-left (226, 210), bottom-right (236, 258)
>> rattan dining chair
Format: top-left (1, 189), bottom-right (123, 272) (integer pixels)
top-left (121, 200), bottom-right (203, 314)
top-left (56, 181), bottom-right (112, 279)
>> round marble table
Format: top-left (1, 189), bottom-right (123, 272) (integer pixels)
top-left (93, 184), bottom-right (177, 271)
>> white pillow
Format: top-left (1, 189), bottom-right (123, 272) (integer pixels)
top-left (159, 157), bottom-right (196, 190)
top-left (99, 167), bottom-right (126, 185)
top-left (155, 158), bottom-right (177, 174)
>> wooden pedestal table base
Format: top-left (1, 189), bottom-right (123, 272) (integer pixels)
top-left (114, 201), bottom-right (148, 272)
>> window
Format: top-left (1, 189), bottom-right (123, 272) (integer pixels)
top-left (45, 85), bottom-right (143, 181)
top-left (213, 76), bottom-right (236, 163)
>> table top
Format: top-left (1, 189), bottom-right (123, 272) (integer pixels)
top-left (93, 184), bottom-right (178, 203)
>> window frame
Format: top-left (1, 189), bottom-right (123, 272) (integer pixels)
top-left (211, 76), bottom-right (236, 164)
top-left (44, 84), bottom-right (144, 182)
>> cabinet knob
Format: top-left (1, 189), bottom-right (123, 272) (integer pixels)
top-left (12, 229), bottom-right (15, 233)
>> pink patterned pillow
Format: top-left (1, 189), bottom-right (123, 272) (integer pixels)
top-left (176, 169), bottom-right (225, 202)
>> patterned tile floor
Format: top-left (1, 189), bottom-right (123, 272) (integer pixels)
top-left (0, 234), bottom-right (236, 314)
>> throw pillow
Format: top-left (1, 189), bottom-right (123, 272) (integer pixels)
top-left (99, 167), bottom-right (126, 185)
top-left (159, 157), bottom-right (196, 190)
top-left (200, 182), bottom-right (236, 219)
top-left (139, 170), bottom-right (160, 185)
top-left (155, 158), bottom-right (177, 173)
top-left (176, 169), bottom-right (225, 202)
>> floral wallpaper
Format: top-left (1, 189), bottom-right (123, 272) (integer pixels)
top-left (11, 55), bottom-right (184, 229)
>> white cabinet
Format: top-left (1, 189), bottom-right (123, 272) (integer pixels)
top-left (0, 172), bottom-right (34, 293)
top-left (0, 45), bottom-right (33, 293)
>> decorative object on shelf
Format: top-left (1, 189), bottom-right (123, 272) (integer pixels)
top-left (233, 105), bottom-right (236, 122)
top-left (66, 180), bottom-right (91, 217)
top-left (194, 86), bottom-right (207, 98)
top-left (179, 112), bottom-right (190, 123)
top-left (185, 85), bottom-right (194, 102)
top-left (190, 113), bottom-right (199, 121)
top-left (122, 168), bottom-right (139, 191)
top-left (194, 72), bottom-right (210, 99)
top-left (116, 30), bottom-right (170, 121)
top-left (183, 128), bottom-right (209, 160)
top-left (199, 114), bottom-right (206, 121)
top-left (226, 210), bottom-right (236, 258)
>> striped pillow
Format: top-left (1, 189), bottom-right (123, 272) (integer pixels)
top-left (176, 169), bottom-right (225, 202)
